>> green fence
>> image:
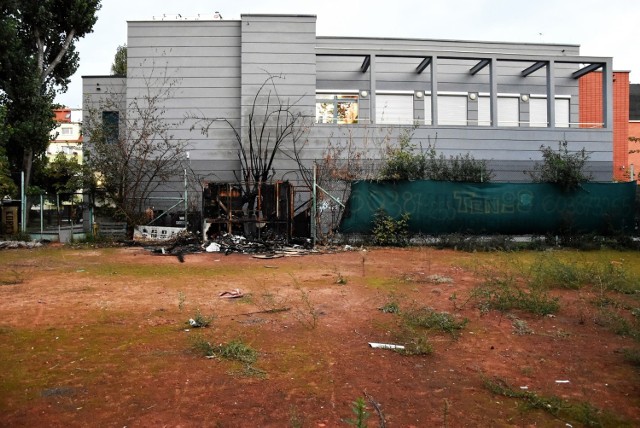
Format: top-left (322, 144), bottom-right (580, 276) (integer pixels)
top-left (339, 181), bottom-right (637, 235)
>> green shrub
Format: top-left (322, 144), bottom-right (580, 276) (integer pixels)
top-left (378, 131), bottom-right (426, 181)
top-left (372, 209), bottom-right (410, 247)
top-left (402, 307), bottom-right (468, 337)
top-left (528, 140), bottom-right (592, 191)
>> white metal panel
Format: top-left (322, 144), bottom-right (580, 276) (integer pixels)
top-left (438, 95), bottom-right (467, 125)
top-left (376, 94), bottom-right (414, 124)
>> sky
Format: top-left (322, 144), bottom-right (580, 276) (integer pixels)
top-left (56, 0), bottom-right (640, 109)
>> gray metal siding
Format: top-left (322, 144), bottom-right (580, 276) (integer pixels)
top-left (127, 20), bottom-right (242, 180)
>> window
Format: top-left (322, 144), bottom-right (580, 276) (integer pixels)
top-left (376, 94), bottom-right (414, 124)
top-left (529, 97), bottom-right (570, 128)
top-left (478, 96), bottom-right (520, 127)
top-left (60, 127), bottom-right (73, 136)
top-left (102, 111), bottom-right (119, 143)
top-left (315, 93), bottom-right (359, 124)
top-left (437, 95), bottom-right (467, 125)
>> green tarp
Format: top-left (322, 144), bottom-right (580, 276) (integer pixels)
top-left (339, 181), bottom-right (637, 235)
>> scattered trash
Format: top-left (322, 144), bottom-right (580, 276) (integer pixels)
top-left (0, 241), bottom-right (44, 250)
top-left (189, 318), bottom-right (203, 327)
top-left (368, 342), bottom-right (405, 350)
top-left (555, 380), bottom-right (570, 384)
top-left (425, 274), bottom-right (453, 284)
top-left (344, 245), bottom-right (354, 251)
top-left (219, 289), bottom-right (244, 299)
top-left (205, 242), bottom-right (221, 252)
top-left (519, 386), bottom-right (529, 390)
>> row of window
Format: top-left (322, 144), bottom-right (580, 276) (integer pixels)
top-left (315, 92), bottom-right (571, 127)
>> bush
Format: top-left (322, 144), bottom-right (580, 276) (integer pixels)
top-left (528, 140), bottom-right (592, 191)
top-left (378, 131), bottom-right (426, 181)
top-left (378, 132), bottom-right (493, 183)
top-left (372, 209), bottom-right (410, 246)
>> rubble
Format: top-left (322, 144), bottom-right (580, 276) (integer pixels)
top-left (0, 241), bottom-right (44, 250)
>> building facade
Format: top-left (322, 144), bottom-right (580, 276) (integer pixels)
top-left (49, 108), bottom-right (83, 161)
top-left (83, 14), bottom-right (615, 209)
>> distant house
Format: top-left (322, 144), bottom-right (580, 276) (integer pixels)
top-left (83, 13), bottom-right (615, 212)
top-left (49, 107), bottom-right (83, 162)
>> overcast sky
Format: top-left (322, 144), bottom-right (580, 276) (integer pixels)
top-left (56, 0), bottom-right (640, 109)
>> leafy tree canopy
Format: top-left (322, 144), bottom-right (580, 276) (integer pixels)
top-left (111, 44), bottom-right (127, 76)
top-left (0, 0), bottom-right (101, 193)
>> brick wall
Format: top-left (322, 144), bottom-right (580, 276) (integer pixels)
top-left (579, 71), bottom-right (629, 181)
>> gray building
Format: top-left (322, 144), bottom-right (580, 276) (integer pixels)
top-left (83, 14), bottom-right (614, 214)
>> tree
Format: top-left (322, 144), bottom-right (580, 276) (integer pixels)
top-left (111, 44), bottom-right (127, 76)
top-left (192, 74), bottom-right (309, 224)
top-left (39, 152), bottom-right (84, 199)
top-left (84, 69), bottom-right (189, 226)
top-left (0, 0), bottom-right (101, 194)
top-left (0, 103), bottom-right (18, 198)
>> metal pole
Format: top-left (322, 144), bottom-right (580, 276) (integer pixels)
top-left (57, 193), bottom-right (60, 238)
top-left (311, 163), bottom-right (317, 246)
top-left (630, 164), bottom-right (635, 182)
top-left (40, 193), bottom-right (44, 238)
top-left (20, 171), bottom-right (25, 232)
top-left (184, 168), bottom-right (188, 230)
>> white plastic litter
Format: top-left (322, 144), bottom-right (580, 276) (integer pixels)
top-left (368, 342), bottom-right (405, 350)
top-left (206, 242), bottom-right (221, 252)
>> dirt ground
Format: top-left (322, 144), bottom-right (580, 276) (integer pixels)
top-left (0, 245), bottom-right (639, 427)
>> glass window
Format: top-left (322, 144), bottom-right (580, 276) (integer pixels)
top-left (376, 94), bottom-right (414, 124)
top-left (102, 111), bottom-right (119, 144)
top-left (315, 93), bottom-right (359, 124)
top-left (60, 127), bottom-right (73, 136)
top-left (438, 95), bottom-right (467, 125)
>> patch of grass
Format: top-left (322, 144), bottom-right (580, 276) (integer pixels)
top-left (509, 316), bottom-right (533, 335)
top-left (482, 376), bottom-right (631, 427)
top-left (192, 337), bottom-right (258, 364)
top-left (0, 268), bottom-right (24, 286)
top-left (396, 333), bottom-right (434, 356)
top-left (379, 301), bottom-right (400, 314)
top-left (402, 307), bottom-right (468, 338)
top-left (187, 309), bottom-right (214, 328)
top-left (621, 348), bottom-right (640, 367)
top-left (595, 308), bottom-right (640, 340)
top-left (472, 274), bottom-right (559, 316)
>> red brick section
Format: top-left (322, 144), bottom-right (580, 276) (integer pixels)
top-left (579, 71), bottom-right (630, 181)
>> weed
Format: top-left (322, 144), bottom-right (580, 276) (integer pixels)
top-left (192, 337), bottom-right (258, 364)
top-left (289, 405), bottom-right (304, 428)
top-left (621, 348), bottom-right (640, 367)
top-left (509, 316), bottom-right (533, 335)
top-left (178, 291), bottom-right (186, 311)
top-left (336, 272), bottom-right (347, 285)
top-left (187, 309), bottom-right (213, 328)
top-left (595, 308), bottom-right (640, 340)
top-left (344, 397), bottom-right (370, 428)
top-left (0, 268), bottom-right (24, 286)
top-left (402, 307), bottom-right (468, 338)
top-left (292, 282), bottom-right (319, 330)
top-left (486, 375), bottom-right (633, 426)
top-left (380, 301), bottom-right (400, 314)
top-left (472, 274), bottom-right (559, 316)
top-left (396, 333), bottom-right (434, 356)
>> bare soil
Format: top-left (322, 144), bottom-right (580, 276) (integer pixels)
top-left (0, 245), bottom-right (639, 427)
